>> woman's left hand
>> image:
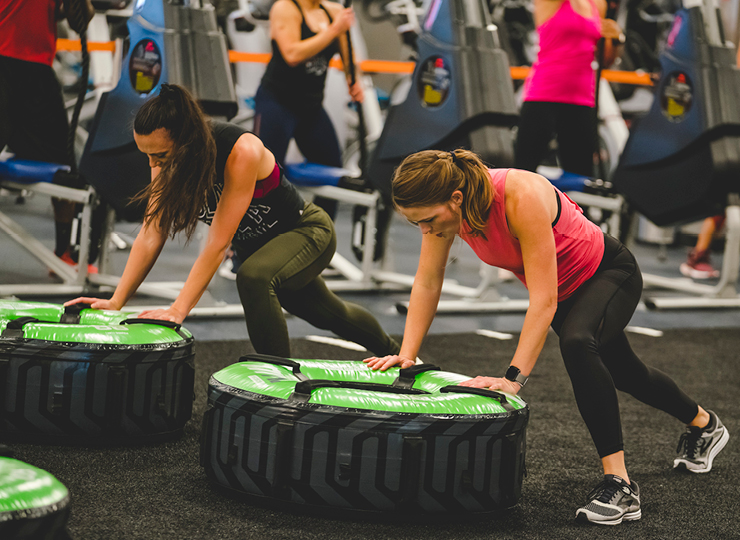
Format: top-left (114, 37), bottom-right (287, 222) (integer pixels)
top-left (137, 306), bottom-right (186, 324)
top-left (458, 376), bottom-right (521, 394)
top-left (348, 80), bottom-right (364, 103)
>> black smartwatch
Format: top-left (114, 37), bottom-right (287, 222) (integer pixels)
top-left (504, 365), bottom-right (528, 387)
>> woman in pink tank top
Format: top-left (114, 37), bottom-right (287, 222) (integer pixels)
top-left (365, 150), bottom-right (728, 526)
top-left (514, 0), bottom-right (622, 177)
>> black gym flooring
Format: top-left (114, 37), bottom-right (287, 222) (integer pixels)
top-left (4, 330), bottom-right (738, 540)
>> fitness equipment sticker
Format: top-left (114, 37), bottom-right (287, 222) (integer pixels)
top-left (129, 39), bottom-right (162, 94)
top-left (418, 56), bottom-right (451, 108)
top-left (661, 72), bottom-right (692, 122)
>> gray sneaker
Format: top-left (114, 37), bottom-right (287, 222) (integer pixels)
top-left (575, 475), bottom-right (641, 526)
top-left (674, 409), bottom-right (729, 473)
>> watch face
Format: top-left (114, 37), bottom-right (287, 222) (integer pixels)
top-left (505, 366), bottom-right (526, 386)
top-left (505, 366), bottom-right (520, 380)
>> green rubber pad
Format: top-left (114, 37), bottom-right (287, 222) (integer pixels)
top-left (0, 300), bottom-right (192, 344)
top-left (212, 359), bottom-right (527, 415)
top-left (0, 457), bottom-right (69, 518)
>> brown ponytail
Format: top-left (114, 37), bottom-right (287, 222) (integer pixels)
top-left (132, 83), bottom-right (216, 241)
top-left (391, 149), bottom-right (494, 237)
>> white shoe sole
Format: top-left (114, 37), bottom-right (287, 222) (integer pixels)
top-left (679, 263), bottom-right (720, 280)
top-left (576, 508), bottom-right (641, 525)
top-left (674, 428), bottom-right (729, 473)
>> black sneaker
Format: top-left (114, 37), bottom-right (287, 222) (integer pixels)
top-left (575, 475), bottom-right (641, 526)
top-left (674, 409), bottom-right (729, 473)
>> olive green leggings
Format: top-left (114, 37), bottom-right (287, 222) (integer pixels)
top-left (233, 203), bottom-right (400, 357)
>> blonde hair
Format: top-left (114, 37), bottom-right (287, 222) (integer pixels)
top-left (391, 149), bottom-right (494, 237)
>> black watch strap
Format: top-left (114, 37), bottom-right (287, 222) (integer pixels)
top-left (504, 365), bottom-right (528, 387)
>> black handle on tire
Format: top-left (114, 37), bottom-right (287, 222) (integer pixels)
top-left (440, 385), bottom-right (515, 412)
top-left (392, 364), bottom-right (440, 389)
top-left (120, 318), bottom-right (188, 339)
top-left (290, 379), bottom-right (430, 403)
top-left (1, 317), bottom-right (40, 338)
top-left (239, 354), bottom-right (308, 381)
top-left (60, 303), bottom-right (91, 324)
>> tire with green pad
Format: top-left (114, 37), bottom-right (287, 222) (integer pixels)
top-left (0, 457), bottom-right (71, 540)
top-left (0, 300), bottom-right (195, 442)
top-left (201, 354), bottom-right (529, 514)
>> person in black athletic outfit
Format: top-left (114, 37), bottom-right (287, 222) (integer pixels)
top-left (253, 0), bottom-right (362, 219)
top-left (66, 84), bottom-right (399, 358)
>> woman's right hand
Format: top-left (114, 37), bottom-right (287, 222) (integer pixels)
top-left (600, 18), bottom-right (623, 40)
top-left (363, 354), bottom-right (416, 371)
top-left (64, 297), bottom-right (120, 311)
top-left (331, 7), bottom-right (355, 35)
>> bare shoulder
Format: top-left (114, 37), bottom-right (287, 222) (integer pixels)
top-left (321, 1), bottom-right (345, 15)
top-left (505, 169), bottom-right (553, 201)
top-left (504, 170), bottom-right (558, 226)
top-left (533, 0), bottom-right (565, 24)
top-left (593, 0), bottom-right (607, 16)
top-left (228, 133), bottom-right (265, 169)
top-left (270, 0), bottom-right (301, 20)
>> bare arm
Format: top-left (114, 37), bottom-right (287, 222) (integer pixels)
top-left (460, 170), bottom-right (559, 392)
top-left (325, 2), bottom-right (364, 103)
top-left (270, 0), bottom-right (354, 67)
top-left (364, 230), bottom-right (454, 370)
top-left (65, 168), bottom-right (169, 311)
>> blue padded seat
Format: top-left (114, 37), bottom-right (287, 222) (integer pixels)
top-left (285, 162), bottom-right (355, 187)
top-left (546, 171), bottom-right (590, 193)
top-left (0, 159), bottom-right (70, 184)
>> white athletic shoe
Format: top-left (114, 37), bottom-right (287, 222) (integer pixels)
top-left (674, 410), bottom-right (729, 473)
top-left (575, 475), bottom-right (641, 526)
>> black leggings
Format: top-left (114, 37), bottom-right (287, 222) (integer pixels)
top-left (550, 234), bottom-right (698, 458)
top-left (515, 101), bottom-right (596, 178)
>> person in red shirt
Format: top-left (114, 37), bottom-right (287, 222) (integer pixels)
top-left (0, 0), bottom-right (94, 270)
top-left (365, 149), bottom-right (729, 526)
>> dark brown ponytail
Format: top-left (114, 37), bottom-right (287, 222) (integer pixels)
top-left (132, 83), bottom-right (216, 241)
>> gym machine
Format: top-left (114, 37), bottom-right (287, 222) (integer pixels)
top-left (291, 0), bottom-right (520, 300)
top-left (77, 0), bottom-right (242, 315)
top-left (613, 0), bottom-right (740, 309)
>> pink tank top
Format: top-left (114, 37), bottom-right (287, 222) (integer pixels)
top-left (459, 169), bottom-right (605, 302)
top-left (522, 0), bottom-right (602, 107)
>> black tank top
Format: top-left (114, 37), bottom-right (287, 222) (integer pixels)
top-left (260, 0), bottom-right (340, 109)
top-left (199, 121), bottom-right (305, 253)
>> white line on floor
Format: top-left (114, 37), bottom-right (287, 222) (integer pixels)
top-left (476, 329), bottom-right (515, 340)
top-left (626, 326), bottom-right (664, 337)
top-left (305, 335), bottom-right (368, 351)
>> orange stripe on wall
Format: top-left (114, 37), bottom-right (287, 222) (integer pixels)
top-left (57, 39), bottom-right (654, 85)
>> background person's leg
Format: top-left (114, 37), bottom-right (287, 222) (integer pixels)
top-left (253, 86), bottom-right (298, 163)
top-left (514, 101), bottom-right (557, 173)
top-left (555, 103), bottom-right (597, 178)
top-left (293, 106), bottom-right (343, 219)
top-left (0, 58), bottom-right (78, 259)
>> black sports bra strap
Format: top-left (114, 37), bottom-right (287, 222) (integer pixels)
top-left (320, 3), bottom-right (333, 22)
top-left (290, 0), bottom-right (304, 18)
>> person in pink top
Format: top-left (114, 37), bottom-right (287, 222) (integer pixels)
top-left (514, 0), bottom-right (621, 177)
top-left (364, 150), bottom-right (729, 525)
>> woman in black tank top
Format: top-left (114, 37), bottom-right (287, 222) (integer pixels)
top-left (253, 0), bottom-right (363, 218)
top-left (66, 84), bottom-right (400, 358)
